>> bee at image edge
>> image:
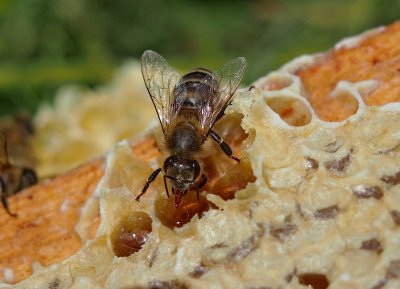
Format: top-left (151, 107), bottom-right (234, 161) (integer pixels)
top-left (136, 50), bottom-right (247, 208)
top-left (0, 132), bottom-right (37, 217)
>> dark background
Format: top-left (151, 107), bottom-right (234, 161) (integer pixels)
top-left (0, 0), bottom-right (399, 116)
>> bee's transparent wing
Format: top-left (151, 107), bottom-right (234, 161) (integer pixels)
top-left (141, 50), bottom-right (182, 133)
top-left (199, 57), bottom-right (247, 137)
top-left (0, 133), bottom-right (9, 168)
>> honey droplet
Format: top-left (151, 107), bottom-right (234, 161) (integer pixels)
top-left (155, 193), bottom-right (210, 229)
top-left (112, 211), bottom-right (152, 257)
top-left (298, 273), bottom-right (329, 289)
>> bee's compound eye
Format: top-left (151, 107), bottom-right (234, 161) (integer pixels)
top-left (164, 156), bottom-right (179, 171)
top-left (188, 159), bottom-right (200, 179)
top-left (164, 156), bottom-right (180, 179)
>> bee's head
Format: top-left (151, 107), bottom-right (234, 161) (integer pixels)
top-left (164, 156), bottom-right (200, 206)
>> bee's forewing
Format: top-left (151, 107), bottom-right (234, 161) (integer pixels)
top-left (199, 57), bottom-right (247, 137)
top-left (141, 50), bottom-right (182, 134)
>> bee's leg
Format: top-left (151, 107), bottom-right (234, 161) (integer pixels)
top-left (210, 130), bottom-right (240, 162)
top-left (195, 174), bottom-right (207, 201)
top-left (163, 175), bottom-right (170, 199)
top-left (197, 174), bottom-right (207, 189)
top-left (136, 168), bottom-right (162, 202)
top-left (0, 177), bottom-right (16, 217)
top-left (248, 85), bottom-right (256, 91)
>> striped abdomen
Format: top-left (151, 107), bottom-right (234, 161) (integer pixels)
top-left (173, 68), bottom-right (218, 119)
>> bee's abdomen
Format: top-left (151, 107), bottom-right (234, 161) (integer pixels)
top-left (174, 68), bottom-right (218, 110)
top-left (182, 68), bottom-right (216, 85)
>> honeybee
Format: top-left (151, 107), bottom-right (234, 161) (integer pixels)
top-left (0, 132), bottom-right (37, 217)
top-left (136, 50), bottom-right (246, 207)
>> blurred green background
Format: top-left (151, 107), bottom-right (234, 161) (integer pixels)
top-left (0, 0), bottom-right (399, 117)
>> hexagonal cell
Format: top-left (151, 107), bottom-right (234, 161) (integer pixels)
top-left (262, 75), bottom-right (294, 91)
top-left (332, 89), bottom-right (360, 117)
top-left (210, 160), bottom-right (255, 200)
top-left (265, 97), bottom-right (312, 126)
top-left (111, 211), bottom-right (152, 257)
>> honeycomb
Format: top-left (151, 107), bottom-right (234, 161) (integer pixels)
top-left (32, 61), bottom-right (154, 178)
top-left (2, 25), bottom-right (400, 289)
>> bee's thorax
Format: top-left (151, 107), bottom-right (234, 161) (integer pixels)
top-left (166, 122), bottom-right (201, 156)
